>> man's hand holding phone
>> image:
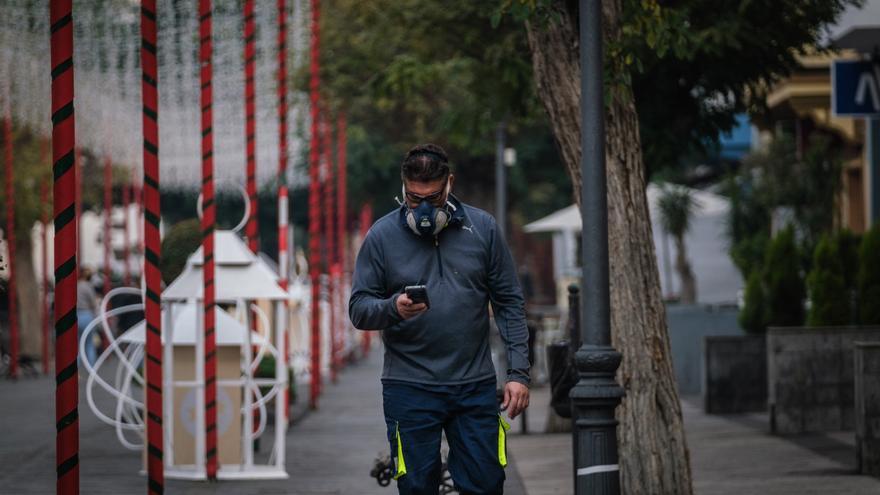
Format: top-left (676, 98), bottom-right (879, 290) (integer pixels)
top-left (395, 292), bottom-right (427, 319)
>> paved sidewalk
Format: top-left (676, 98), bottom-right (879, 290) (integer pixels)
top-left (505, 386), bottom-right (880, 495)
top-left (5, 348), bottom-right (878, 494)
top-left (0, 349), bottom-right (526, 494)
top-left (682, 399), bottom-right (880, 494)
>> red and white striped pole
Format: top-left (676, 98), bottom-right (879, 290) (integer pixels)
top-left (242, 0), bottom-right (262, 437)
top-left (336, 114), bottom-right (348, 362)
top-left (244, 0), bottom-right (258, 253)
top-left (336, 114), bottom-right (347, 278)
top-left (359, 203), bottom-right (373, 357)
top-left (50, 1), bottom-right (80, 492)
top-left (41, 179), bottom-right (50, 375)
top-left (141, 0), bottom-right (164, 491)
top-left (308, 0), bottom-right (322, 410)
top-left (122, 180), bottom-right (131, 287)
top-left (4, 97), bottom-right (19, 379)
top-left (198, 0), bottom-right (219, 480)
top-left (276, 0), bottom-right (291, 423)
top-left (103, 155), bottom-right (112, 295)
top-left (320, 112), bottom-right (331, 276)
top-left (321, 112), bottom-right (337, 383)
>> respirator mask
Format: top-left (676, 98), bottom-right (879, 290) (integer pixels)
top-left (402, 179), bottom-right (453, 237)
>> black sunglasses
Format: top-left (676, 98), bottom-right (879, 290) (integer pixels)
top-left (405, 187), bottom-right (446, 204)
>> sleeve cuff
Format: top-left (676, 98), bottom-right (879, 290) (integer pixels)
top-left (506, 369), bottom-right (530, 386)
top-left (387, 294), bottom-right (403, 324)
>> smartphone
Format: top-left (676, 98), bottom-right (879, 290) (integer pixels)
top-left (404, 285), bottom-right (430, 308)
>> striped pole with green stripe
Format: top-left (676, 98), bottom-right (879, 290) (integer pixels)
top-left (244, 0), bottom-right (258, 253)
top-left (141, 0), bottom-right (164, 492)
top-left (198, 0), bottom-right (219, 479)
top-left (308, 0), bottom-right (322, 410)
top-left (50, 0), bottom-right (80, 492)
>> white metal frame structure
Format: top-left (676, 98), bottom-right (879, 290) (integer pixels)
top-left (161, 230), bottom-right (290, 480)
top-left (80, 230), bottom-right (291, 481)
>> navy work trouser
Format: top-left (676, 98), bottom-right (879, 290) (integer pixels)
top-left (382, 378), bottom-right (508, 495)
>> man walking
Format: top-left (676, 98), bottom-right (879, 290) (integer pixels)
top-left (350, 144), bottom-right (530, 495)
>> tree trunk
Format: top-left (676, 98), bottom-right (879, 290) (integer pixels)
top-left (14, 234), bottom-right (42, 360)
top-left (526, 2), bottom-right (693, 494)
top-left (675, 235), bottom-right (697, 304)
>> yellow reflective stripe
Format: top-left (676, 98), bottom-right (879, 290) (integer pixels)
top-left (394, 422), bottom-right (407, 479)
top-left (498, 415), bottom-right (511, 467)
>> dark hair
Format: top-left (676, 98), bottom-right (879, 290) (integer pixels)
top-left (401, 143), bottom-right (450, 182)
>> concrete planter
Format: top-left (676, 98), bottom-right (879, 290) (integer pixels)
top-left (855, 341), bottom-right (880, 476)
top-left (767, 326), bottom-right (880, 435)
top-left (667, 304), bottom-right (741, 397)
top-left (702, 335), bottom-right (767, 414)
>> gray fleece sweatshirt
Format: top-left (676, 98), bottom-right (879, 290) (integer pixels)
top-left (348, 196), bottom-right (530, 386)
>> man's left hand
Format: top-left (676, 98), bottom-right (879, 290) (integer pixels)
top-left (501, 381), bottom-right (529, 420)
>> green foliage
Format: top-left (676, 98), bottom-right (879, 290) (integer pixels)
top-left (319, 0), bottom-right (537, 147)
top-left (629, 0), bottom-right (857, 178)
top-left (730, 233), bottom-right (769, 281)
top-left (723, 172), bottom-right (771, 279)
top-left (498, 0), bottom-right (859, 178)
top-left (316, 0), bottom-right (572, 221)
top-left (657, 185), bottom-right (695, 238)
top-left (724, 134), bottom-right (843, 280)
top-left (158, 188), bottom-right (198, 228)
top-left (739, 271), bottom-right (767, 333)
top-left (858, 225), bottom-right (880, 325)
top-left (0, 122), bottom-right (143, 243)
top-left (255, 354), bottom-right (276, 378)
top-left (0, 126), bottom-right (52, 241)
top-left (806, 234), bottom-right (848, 326)
top-left (160, 219), bottom-right (201, 285)
top-left (740, 135), bottom-right (841, 246)
top-left (319, 0), bottom-right (856, 219)
top-left (763, 227), bottom-right (805, 328)
top-left (798, 135), bottom-right (844, 246)
top-left (836, 229), bottom-right (861, 322)
top-left (253, 354), bottom-right (296, 403)
top-left (156, 181), bottom-right (311, 266)
top-left (341, 127), bottom-right (408, 216)
top-left (506, 128), bottom-right (573, 221)
top-left (834, 229), bottom-right (860, 287)
top-left (723, 171), bottom-right (771, 245)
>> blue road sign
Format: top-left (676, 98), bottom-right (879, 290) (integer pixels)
top-left (833, 60), bottom-right (880, 117)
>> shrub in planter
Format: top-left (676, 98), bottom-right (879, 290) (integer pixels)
top-left (739, 271), bottom-right (767, 333)
top-left (837, 229), bottom-right (861, 290)
top-left (806, 234), bottom-right (848, 326)
top-left (859, 225), bottom-right (880, 325)
top-left (836, 229), bottom-right (861, 322)
top-left (160, 218), bottom-right (202, 285)
top-left (764, 226), bottom-right (805, 327)
top-left (730, 233), bottom-right (769, 281)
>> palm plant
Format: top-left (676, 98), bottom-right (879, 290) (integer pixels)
top-left (658, 185), bottom-right (698, 304)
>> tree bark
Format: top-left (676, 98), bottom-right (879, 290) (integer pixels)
top-left (675, 235), bottom-right (697, 304)
top-left (14, 234), bottom-right (42, 360)
top-left (526, 2), bottom-right (693, 494)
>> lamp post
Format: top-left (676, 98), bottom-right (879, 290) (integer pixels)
top-left (571, 1), bottom-right (625, 494)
